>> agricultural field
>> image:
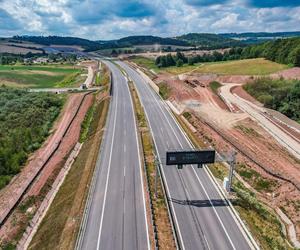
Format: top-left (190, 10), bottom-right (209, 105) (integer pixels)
top-left (0, 64), bottom-right (85, 88)
top-left (130, 56), bottom-right (289, 76)
top-left (194, 58), bottom-right (290, 75)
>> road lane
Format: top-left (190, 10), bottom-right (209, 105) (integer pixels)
top-left (79, 60), bottom-right (150, 250)
top-left (117, 61), bottom-right (254, 250)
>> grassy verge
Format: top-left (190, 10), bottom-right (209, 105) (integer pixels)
top-left (158, 82), bottom-right (171, 100)
top-left (129, 56), bottom-right (159, 72)
top-left (28, 92), bottom-right (110, 250)
top-left (209, 81), bottom-right (222, 95)
top-left (173, 112), bottom-right (292, 250)
top-left (128, 81), bottom-right (176, 249)
top-left (95, 63), bottom-right (110, 86)
top-left (79, 102), bottom-right (96, 143)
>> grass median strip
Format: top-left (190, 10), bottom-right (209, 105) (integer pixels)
top-left (28, 92), bottom-right (110, 250)
top-left (128, 80), bottom-right (176, 249)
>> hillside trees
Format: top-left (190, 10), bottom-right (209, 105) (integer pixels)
top-left (0, 87), bottom-right (64, 189)
top-left (244, 78), bottom-right (300, 123)
top-left (154, 37), bottom-right (300, 68)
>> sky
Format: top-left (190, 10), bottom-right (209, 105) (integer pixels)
top-left (0, 0), bottom-right (299, 40)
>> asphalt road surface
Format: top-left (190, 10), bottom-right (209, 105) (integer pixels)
top-left (78, 60), bottom-right (150, 250)
top-left (117, 61), bottom-right (254, 250)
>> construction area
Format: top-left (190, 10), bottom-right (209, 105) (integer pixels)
top-left (130, 58), bottom-right (300, 247)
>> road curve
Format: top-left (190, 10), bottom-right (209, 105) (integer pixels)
top-left (78, 60), bottom-right (150, 250)
top-left (117, 61), bottom-right (255, 250)
top-left (219, 83), bottom-right (300, 159)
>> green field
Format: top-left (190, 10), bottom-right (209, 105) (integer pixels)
top-left (194, 58), bottom-right (289, 75)
top-left (130, 56), bottom-right (159, 71)
top-left (0, 64), bottom-right (85, 88)
top-left (130, 56), bottom-right (289, 76)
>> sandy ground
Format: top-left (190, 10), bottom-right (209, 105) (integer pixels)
top-left (0, 93), bottom-right (93, 244)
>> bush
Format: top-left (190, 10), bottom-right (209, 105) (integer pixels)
top-left (0, 87), bottom-right (64, 189)
top-left (244, 78), bottom-right (300, 122)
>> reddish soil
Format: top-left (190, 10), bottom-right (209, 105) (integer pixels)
top-left (187, 112), bottom-right (300, 238)
top-left (231, 85), bottom-right (261, 106)
top-left (27, 94), bottom-right (93, 196)
top-left (156, 73), bottom-right (228, 111)
top-left (271, 67), bottom-right (300, 80)
top-left (0, 93), bottom-right (93, 244)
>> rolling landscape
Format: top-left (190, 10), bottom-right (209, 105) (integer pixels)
top-left (0, 0), bottom-right (300, 250)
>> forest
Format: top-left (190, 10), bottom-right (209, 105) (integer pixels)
top-left (0, 87), bottom-right (64, 189)
top-left (244, 78), bottom-right (300, 123)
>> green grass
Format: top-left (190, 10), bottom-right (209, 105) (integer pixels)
top-left (129, 57), bottom-right (289, 76)
top-left (195, 58), bottom-right (289, 75)
top-left (209, 81), bottom-right (222, 94)
top-left (0, 64), bottom-right (83, 88)
top-left (130, 56), bottom-right (159, 71)
top-left (158, 82), bottom-right (171, 100)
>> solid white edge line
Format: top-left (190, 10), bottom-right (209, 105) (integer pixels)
top-left (141, 73), bottom-right (237, 249)
top-left (125, 75), bottom-right (151, 250)
top-left (119, 62), bottom-right (185, 250)
top-left (123, 61), bottom-right (258, 250)
top-left (96, 63), bottom-right (119, 250)
top-left (155, 77), bottom-right (259, 250)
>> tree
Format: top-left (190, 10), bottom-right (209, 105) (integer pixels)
top-left (160, 56), bottom-right (167, 67)
top-left (175, 51), bottom-right (187, 63)
top-left (176, 59), bottom-right (183, 67)
top-left (155, 56), bottom-right (161, 66)
top-left (292, 48), bottom-right (300, 67)
top-left (188, 57), bottom-right (194, 65)
top-left (166, 53), bottom-right (175, 66)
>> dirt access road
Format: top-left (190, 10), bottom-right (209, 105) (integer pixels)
top-left (219, 83), bottom-right (300, 160)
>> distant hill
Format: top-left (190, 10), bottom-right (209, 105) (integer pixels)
top-left (175, 33), bottom-right (242, 48)
top-left (7, 32), bottom-right (300, 53)
top-left (13, 36), bottom-right (102, 52)
top-left (220, 31), bottom-right (300, 44)
top-left (98, 34), bottom-right (242, 50)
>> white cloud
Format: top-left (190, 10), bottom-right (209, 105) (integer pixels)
top-left (0, 0), bottom-right (299, 39)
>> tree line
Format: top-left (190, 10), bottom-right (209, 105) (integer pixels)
top-left (0, 87), bottom-right (64, 189)
top-left (155, 37), bottom-right (300, 68)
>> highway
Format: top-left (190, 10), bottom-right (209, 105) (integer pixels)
top-left (78, 60), bottom-right (150, 250)
top-left (117, 61), bottom-right (255, 250)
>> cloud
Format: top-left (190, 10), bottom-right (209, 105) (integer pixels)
top-left (0, 0), bottom-right (300, 40)
top-left (248, 0), bottom-right (300, 8)
top-left (185, 0), bottom-right (228, 6)
top-left (71, 0), bottom-right (155, 24)
top-left (0, 9), bottom-right (21, 30)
